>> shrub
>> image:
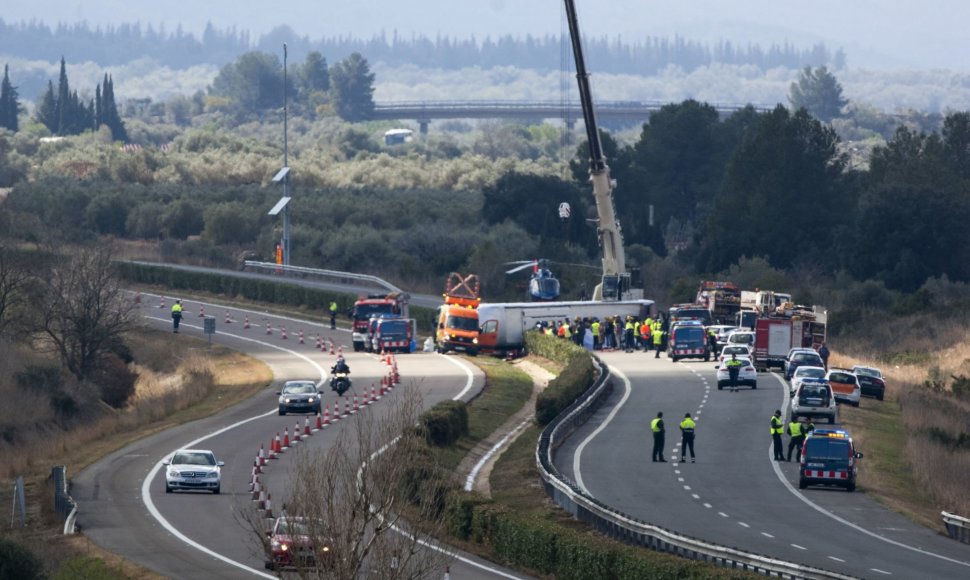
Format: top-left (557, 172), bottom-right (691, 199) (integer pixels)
top-left (418, 400), bottom-right (468, 446)
top-left (531, 333), bottom-right (595, 426)
top-left (0, 536), bottom-right (44, 580)
top-left (15, 365), bottom-right (63, 394)
top-left (94, 354), bottom-right (140, 409)
top-left (443, 492), bottom-right (491, 540)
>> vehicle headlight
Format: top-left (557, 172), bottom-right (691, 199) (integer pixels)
top-left (284, 398), bottom-right (292, 403)
top-left (308, 397), bottom-right (315, 403)
top-left (472, 337), bottom-right (478, 344)
top-left (321, 545), bottom-right (331, 553)
top-left (167, 469), bottom-right (179, 478)
top-left (280, 543), bottom-right (289, 552)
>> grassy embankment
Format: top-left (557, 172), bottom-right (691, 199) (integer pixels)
top-left (830, 316), bottom-right (970, 529)
top-left (0, 327), bottom-right (272, 578)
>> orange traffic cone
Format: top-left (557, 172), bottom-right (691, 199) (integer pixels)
top-left (198, 305), bottom-right (205, 317)
top-left (343, 398), bottom-right (350, 416)
top-left (258, 443), bottom-right (266, 466)
top-left (159, 296), bottom-right (166, 309)
top-left (273, 432), bottom-right (282, 455)
top-left (266, 322), bottom-right (273, 335)
top-left (372, 384), bottom-right (378, 401)
top-left (304, 416), bottom-right (312, 436)
top-left (282, 427), bottom-right (290, 449)
top-left (281, 326), bottom-right (288, 340)
top-left (386, 352), bottom-right (392, 365)
top-left (252, 476), bottom-right (261, 500)
top-left (323, 405), bottom-right (331, 426)
top-left (256, 487), bottom-right (266, 508)
top-left (353, 394), bottom-right (359, 413)
top-left (264, 493), bottom-right (274, 518)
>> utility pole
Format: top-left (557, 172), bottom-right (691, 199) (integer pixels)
top-left (282, 42), bottom-right (290, 266)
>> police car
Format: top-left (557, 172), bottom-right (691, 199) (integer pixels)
top-left (798, 428), bottom-right (863, 492)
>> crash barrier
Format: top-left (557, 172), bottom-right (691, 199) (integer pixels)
top-left (942, 511), bottom-right (970, 544)
top-left (51, 465), bottom-right (78, 535)
top-left (534, 356), bottom-right (856, 580)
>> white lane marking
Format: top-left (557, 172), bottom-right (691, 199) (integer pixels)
top-left (674, 469), bottom-right (681, 474)
top-left (718, 512), bottom-right (728, 518)
top-left (691, 494), bottom-right (700, 499)
top-left (762, 532), bottom-right (775, 538)
top-left (683, 485), bottom-right (691, 490)
top-left (739, 522), bottom-right (750, 528)
top-left (791, 544), bottom-right (806, 550)
top-left (870, 568), bottom-right (892, 575)
top-left (829, 556), bottom-right (846, 562)
top-left (767, 372), bottom-right (970, 569)
top-left (574, 367), bottom-right (631, 494)
top-left (677, 477), bottom-right (684, 482)
top-left (702, 502), bottom-right (712, 508)
top-left (436, 354), bottom-right (477, 401)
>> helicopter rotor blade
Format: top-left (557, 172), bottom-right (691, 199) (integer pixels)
top-left (505, 262), bottom-right (538, 274)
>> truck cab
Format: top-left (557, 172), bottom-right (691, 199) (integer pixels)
top-left (372, 317), bottom-right (415, 353)
top-left (436, 304), bottom-right (479, 355)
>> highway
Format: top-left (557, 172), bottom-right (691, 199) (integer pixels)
top-left (554, 352), bottom-right (970, 578)
top-left (72, 296), bottom-right (530, 579)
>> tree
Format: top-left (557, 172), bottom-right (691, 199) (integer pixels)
top-left (209, 51), bottom-right (289, 115)
top-left (36, 80), bottom-right (57, 133)
top-left (331, 53), bottom-right (375, 122)
top-left (245, 386), bottom-right (453, 579)
top-left (98, 74), bottom-right (128, 142)
top-left (30, 245), bottom-right (136, 383)
top-left (0, 243), bottom-right (31, 338)
top-left (300, 51), bottom-right (330, 94)
top-left (0, 64), bottom-right (20, 132)
top-left (789, 65), bottom-right (848, 122)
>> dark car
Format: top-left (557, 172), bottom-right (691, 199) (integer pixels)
top-left (277, 380), bottom-right (322, 416)
top-left (785, 351), bottom-right (825, 380)
top-left (265, 516), bottom-right (334, 571)
top-left (851, 365), bottom-right (885, 401)
top-left (798, 428), bottom-right (863, 492)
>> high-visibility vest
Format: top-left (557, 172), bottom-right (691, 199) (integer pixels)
top-left (591, 321), bottom-right (600, 336)
top-left (651, 418), bottom-right (663, 433)
top-left (652, 329), bottom-right (663, 345)
top-left (563, 325), bottom-right (572, 338)
top-left (625, 321), bottom-right (635, 332)
top-left (788, 422), bottom-right (804, 437)
top-left (329, 301), bottom-right (338, 313)
top-left (171, 303), bottom-right (182, 314)
top-left (770, 415), bottom-right (783, 435)
top-left (680, 418), bottom-right (696, 433)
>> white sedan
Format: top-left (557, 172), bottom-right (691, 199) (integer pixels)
top-left (789, 365), bottom-right (827, 396)
top-left (717, 356), bottom-right (757, 390)
top-left (164, 449), bottom-right (223, 494)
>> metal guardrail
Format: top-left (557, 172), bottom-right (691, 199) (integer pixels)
top-left (242, 261), bottom-right (406, 296)
top-left (534, 356), bottom-right (857, 579)
top-left (51, 465), bottom-right (78, 535)
top-left (942, 511), bottom-right (970, 544)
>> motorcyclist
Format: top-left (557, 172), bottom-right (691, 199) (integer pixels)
top-left (331, 355), bottom-right (350, 376)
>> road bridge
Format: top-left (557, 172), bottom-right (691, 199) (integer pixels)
top-left (371, 100), bottom-right (775, 133)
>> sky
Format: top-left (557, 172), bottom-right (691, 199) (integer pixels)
top-left (3, 0), bottom-right (967, 71)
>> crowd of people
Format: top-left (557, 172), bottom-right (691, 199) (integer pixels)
top-left (534, 314), bottom-right (670, 353)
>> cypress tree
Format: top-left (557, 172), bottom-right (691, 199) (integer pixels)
top-left (0, 64), bottom-right (20, 132)
top-left (101, 74), bottom-right (127, 142)
top-left (55, 57), bottom-right (70, 135)
top-left (36, 80), bottom-right (57, 133)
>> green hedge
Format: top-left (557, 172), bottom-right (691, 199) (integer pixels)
top-left (417, 399), bottom-right (469, 446)
top-left (115, 262), bottom-right (437, 332)
top-left (527, 332), bottom-right (596, 426)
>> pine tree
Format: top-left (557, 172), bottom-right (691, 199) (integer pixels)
top-left (36, 80), bottom-right (57, 133)
top-left (0, 64), bottom-right (20, 132)
top-left (55, 57), bottom-right (70, 135)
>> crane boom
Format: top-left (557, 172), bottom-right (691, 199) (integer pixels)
top-left (562, 0), bottom-right (631, 301)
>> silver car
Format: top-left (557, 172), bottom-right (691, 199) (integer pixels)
top-left (164, 449), bottom-right (223, 494)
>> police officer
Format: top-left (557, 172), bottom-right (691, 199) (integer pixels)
top-left (787, 418), bottom-right (806, 461)
top-left (171, 299), bottom-right (183, 333)
top-left (329, 301), bottom-right (338, 329)
top-left (680, 412), bottom-right (696, 463)
top-left (652, 327), bottom-right (664, 358)
top-left (770, 410), bottom-right (785, 461)
top-left (651, 411), bottom-right (666, 462)
top-left (624, 317), bottom-right (636, 352)
top-left (725, 353), bottom-right (744, 389)
top-left (591, 318), bottom-right (601, 350)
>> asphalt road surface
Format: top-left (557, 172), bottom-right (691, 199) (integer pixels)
top-left (554, 350), bottom-right (970, 579)
top-left (72, 295), bottom-right (531, 579)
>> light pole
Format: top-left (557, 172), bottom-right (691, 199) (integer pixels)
top-left (282, 42), bottom-right (290, 266)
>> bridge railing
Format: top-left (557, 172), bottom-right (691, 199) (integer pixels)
top-left (534, 355), bottom-right (857, 580)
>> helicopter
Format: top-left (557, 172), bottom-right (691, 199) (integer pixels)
top-left (505, 259), bottom-right (601, 301)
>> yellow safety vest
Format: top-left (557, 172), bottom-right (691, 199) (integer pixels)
top-left (680, 418), bottom-right (696, 433)
top-left (652, 329), bottom-right (663, 345)
top-left (788, 422), bottom-right (803, 437)
top-left (770, 415), bottom-right (783, 435)
top-left (651, 418), bottom-right (663, 433)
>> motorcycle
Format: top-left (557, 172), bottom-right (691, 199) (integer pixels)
top-left (330, 372), bottom-right (351, 396)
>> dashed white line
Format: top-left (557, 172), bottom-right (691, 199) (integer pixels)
top-left (692, 493), bottom-right (700, 499)
top-left (738, 522), bottom-right (750, 528)
top-left (702, 502), bottom-right (712, 508)
top-left (677, 477), bottom-right (684, 482)
top-left (828, 556), bottom-right (846, 563)
top-left (762, 532), bottom-right (775, 539)
top-left (683, 485), bottom-right (691, 490)
top-left (870, 568), bottom-right (891, 575)
top-left (718, 512), bottom-right (729, 518)
top-left (791, 544), bottom-right (806, 550)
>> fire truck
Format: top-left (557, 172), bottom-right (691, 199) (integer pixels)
top-left (351, 292), bottom-right (408, 352)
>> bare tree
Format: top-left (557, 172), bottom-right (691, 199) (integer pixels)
top-left (31, 244), bottom-right (136, 382)
top-left (244, 385), bottom-right (455, 579)
top-left (0, 243), bottom-right (31, 338)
